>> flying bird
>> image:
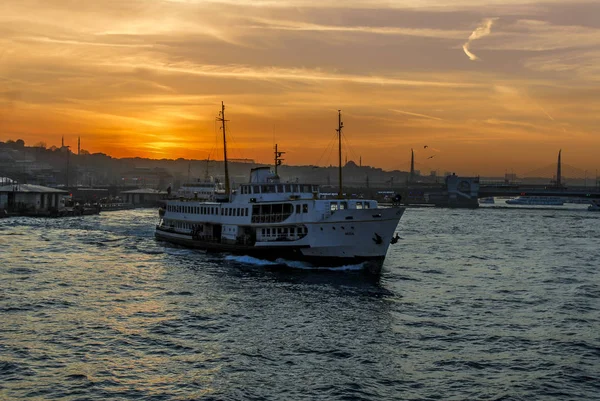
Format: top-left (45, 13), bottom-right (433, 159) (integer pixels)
top-left (427, 155), bottom-right (435, 159)
top-left (424, 145), bottom-right (428, 149)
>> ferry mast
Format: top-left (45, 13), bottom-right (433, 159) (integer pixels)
top-left (337, 110), bottom-right (344, 199)
top-left (274, 144), bottom-right (285, 176)
top-left (217, 101), bottom-right (230, 198)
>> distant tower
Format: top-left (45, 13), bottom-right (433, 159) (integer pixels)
top-left (78, 136), bottom-right (81, 156)
top-left (556, 149), bottom-right (562, 187)
top-left (359, 156), bottom-right (362, 167)
top-left (61, 135), bottom-right (64, 148)
top-left (409, 148), bottom-right (415, 183)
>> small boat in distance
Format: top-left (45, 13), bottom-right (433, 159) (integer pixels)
top-left (479, 197), bottom-right (495, 204)
top-left (155, 103), bottom-right (406, 274)
top-left (589, 200), bottom-right (600, 211)
top-left (506, 196), bottom-right (564, 206)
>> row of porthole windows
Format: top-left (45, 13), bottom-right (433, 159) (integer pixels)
top-left (168, 205), bottom-right (249, 217)
top-left (260, 226), bottom-right (308, 237)
top-left (240, 184), bottom-right (317, 195)
top-left (167, 220), bottom-right (193, 230)
top-left (168, 205), bottom-right (218, 215)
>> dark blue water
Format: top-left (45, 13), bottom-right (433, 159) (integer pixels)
top-left (1, 207), bottom-right (599, 400)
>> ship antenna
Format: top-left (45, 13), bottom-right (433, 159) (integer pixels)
top-left (204, 154), bottom-right (210, 181)
top-left (217, 101), bottom-right (230, 199)
top-left (336, 110), bottom-right (343, 199)
top-left (274, 144), bottom-right (285, 176)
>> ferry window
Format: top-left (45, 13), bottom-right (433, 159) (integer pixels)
top-left (302, 185), bottom-right (310, 192)
top-left (356, 202), bottom-right (363, 209)
top-left (295, 204), bottom-right (301, 214)
top-left (245, 208), bottom-right (248, 216)
top-left (340, 202), bottom-right (347, 210)
top-left (253, 185), bottom-right (260, 194)
top-left (303, 204), bottom-right (308, 213)
top-left (364, 202), bottom-right (370, 209)
top-left (330, 203), bottom-right (338, 211)
top-left (284, 184), bottom-right (290, 192)
top-left (276, 184), bottom-right (283, 193)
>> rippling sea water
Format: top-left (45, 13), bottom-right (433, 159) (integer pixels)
top-left (1, 206), bottom-right (599, 400)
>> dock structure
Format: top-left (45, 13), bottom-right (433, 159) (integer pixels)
top-left (0, 183), bottom-right (67, 215)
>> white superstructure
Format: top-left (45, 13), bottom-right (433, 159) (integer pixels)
top-left (156, 167), bottom-right (404, 273)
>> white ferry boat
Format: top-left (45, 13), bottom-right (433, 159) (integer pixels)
top-left (155, 104), bottom-right (405, 273)
top-left (176, 178), bottom-right (225, 200)
top-left (506, 196), bottom-right (564, 206)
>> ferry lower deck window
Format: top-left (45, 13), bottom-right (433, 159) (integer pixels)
top-left (303, 204), bottom-right (308, 213)
top-left (364, 202), bottom-right (370, 209)
top-left (295, 204), bottom-right (301, 214)
top-left (356, 202), bottom-right (363, 209)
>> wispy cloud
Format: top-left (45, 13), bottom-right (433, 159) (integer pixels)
top-left (246, 17), bottom-right (467, 39)
top-left (99, 61), bottom-right (483, 89)
top-left (390, 109), bottom-right (444, 121)
top-left (462, 18), bottom-right (497, 61)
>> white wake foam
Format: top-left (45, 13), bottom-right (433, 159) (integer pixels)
top-left (225, 255), bottom-right (365, 271)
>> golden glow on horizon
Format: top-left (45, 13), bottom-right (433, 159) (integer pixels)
top-left (0, 0), bottom-right (599, 175)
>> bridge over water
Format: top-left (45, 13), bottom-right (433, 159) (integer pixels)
top-left (391, 149), bottom-right (600, 208)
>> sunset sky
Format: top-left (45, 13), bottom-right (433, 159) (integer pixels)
top-left (1, 0), bottom-right (599, 175)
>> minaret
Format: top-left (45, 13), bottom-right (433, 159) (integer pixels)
top-left (61, 135), bottom-right (64, 148)
top-left (409, 148), bottom-right (415, 183)
top-left (556, 149), bottom-right (562, 187)
top-left (78, 136), bottom-right (81, 156)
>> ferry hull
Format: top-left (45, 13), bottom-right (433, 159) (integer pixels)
top-left (156, 228), bottom-right (385, 272)
top-left (154, 207), bottom-right (404, 274)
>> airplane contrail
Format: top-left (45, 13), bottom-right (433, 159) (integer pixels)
top-left (463, 18), bottom-right (497, 61)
